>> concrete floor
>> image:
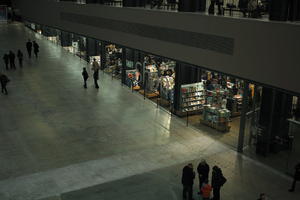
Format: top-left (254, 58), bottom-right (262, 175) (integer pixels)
top-left (0, 23), bottom-right (299, 200)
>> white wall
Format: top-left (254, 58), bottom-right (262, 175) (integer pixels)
top-left (13, 0), bottom-right (300, 94)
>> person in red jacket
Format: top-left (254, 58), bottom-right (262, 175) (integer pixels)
top-left (201, 179), bottom-right (212, 200)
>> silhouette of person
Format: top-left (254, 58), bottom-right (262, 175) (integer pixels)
top-left (17, 50), bottom-right (23, 68)
top-left (0, 73), bottom-right (10, 95)
top-left (3, 53), bottom-right (9, 70)
top-left (182, 163), bottom-right (195, 200)
top-left (33, 41), bottom-right (39, 58)
top-left (26, 39), bottom-right (32, 58)
top-left (92, 58), bottom-right (100, 89)
top-left (82, 67), bottom-right (89, 89)
top-left (9, 51), bottom-right (16, 70)
top-left (289, 162), bottom-right (300, 192)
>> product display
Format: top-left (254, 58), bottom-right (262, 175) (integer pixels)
top-left (181, 82), bottom-right (205, 112)
top-left (201, 105), bottom-right (231, 132)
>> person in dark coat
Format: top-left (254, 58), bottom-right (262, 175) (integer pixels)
top-left (17, 50), bottom-right (23, 68)
top-left (33, 41), bottom-right (39, 58)
top-left (8, 51), bottom-right (16, 70)
top-left (197, 159), bottom-right (210, 193)
top-left (211, 166), bottom-right (226, 200)
top-left (26, 39), bottom-right (32, 58)
top-left (82, 67), bottom-right (89, 89)
top-left (182, 163), bottom-right (195, 200)
top-left (208, 0), bottom-right (216, 15)
top-left (216, 0), bottom-right (224, 15)
top-left (3, 53), bottom-right (9, 70)
top-left (238, 0), bottom-right (249, 17)
top-left (92, 58), bottom-right (100, 89)
top-left (0, 73), bottom-right (10, 95)
top-left (289, 162), bottom-right (300, 192)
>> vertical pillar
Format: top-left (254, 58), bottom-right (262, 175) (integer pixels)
top-left (237, 81), bottom-right (249, 153)
top-left (100, 41), bottom-right (106, 70)
top-left (121, 47), bottom-right (127, 85)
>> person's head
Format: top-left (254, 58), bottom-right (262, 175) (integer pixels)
top-left (188, 163), bottom-right (193, 169)
top-left (93, 58), bottom-right (96, 62)
top-left (83, 67), bottom-right (86, 71)
top-left (259, 193), bottom-right (266, 199)
top-left (200, 159), bottom-right (206, 165)
top-left (28, 39), bottom-right (31, 42)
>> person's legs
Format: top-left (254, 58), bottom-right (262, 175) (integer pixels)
top-left (5, 62), bottom-right (9, 70)
top-left (289, 178), bottom-right (297, 192)
top-left (94, 78), bottom-right (99, 89)
top-left (182, 185), bottom-right (188, 199)
top-left (213, 187), bottom-right (220, 200)
top-left (13, 62), bottom-right (16, 70)
top-left (187, 185), bottom-right (193, 200)
top-left (84, 79), bottom-right (87, 88)
top-left (19, 59), bottom-right (23, 67)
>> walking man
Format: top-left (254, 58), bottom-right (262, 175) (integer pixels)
top-left (33, 41), bottom-right (39, 58)
top-left (3, 53), bottom-right (9, 70)
top-left (289, 162), bottom-right (300, 192)
top-left (0, 73), bottom-right (10, 95)
top-left (211, 166), bottom-right (226, 200)
top-left (82, 67), bottom-right (89, 89)
top-left (17, 50), bottom-right (23, 68)
top-left (197, 159), bottom-right (210, 193)
top-left (26, 39), bottom-right (32, 58)
top-left (182, 163), bottom-right (195, 200)
top-left (9, 51), bottom-right (16, 70)
top-left (92, 58), bottom-right (100, 89)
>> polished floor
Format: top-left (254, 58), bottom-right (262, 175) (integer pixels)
top-left (0, 23), bottom-right (299, 200)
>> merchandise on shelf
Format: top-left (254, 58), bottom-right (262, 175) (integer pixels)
top-left (201, 105), bottom-right (231, 132)
top-left (181, 82), bottom-right (205, 112)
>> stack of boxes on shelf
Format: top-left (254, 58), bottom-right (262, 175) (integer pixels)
top-left (202, 105), bottom-right (231, 132)
top-left (181, 82), bottom-right (205, 112)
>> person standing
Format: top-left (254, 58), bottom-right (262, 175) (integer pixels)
top-left (17, 50), bottom-right (23, 68)
top-left (33, 41), bottom-right (40, 58)
top-left (289, 162), bottom-right (300, 192)
top-left (0, 73), bottom-right (10, 95)
top-left (197, 159), bottom-right (210, 193)
top-left (182, 163), bottom-right (195, 200)
top-left (82, 67), bottom-right (89, 89)
top-left (9, 51), bottom-right (16, 70)
top-left (211, 166), bottom-right (226, 200)
top-left (92, 58), bottom-right (100, 89)
top-left (3, 53), bottom-right (9, 70)
top-left (26, 39), bottom-right (32, 58)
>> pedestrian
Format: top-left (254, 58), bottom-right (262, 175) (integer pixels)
top-left (0, 73), bottom-right (10, 95)
top-left (200, 179), bottom-right (212, 200)
top-left (26, 39), bottom-right (32, 58)
top-left (9, 51), bottom-right (16, 70)
top-left (211, 166), bottom-right (226, 200)
top-left (33, 41), bottom-right (39, 58)
top-left (197, 159), bottom-right (210, 193)
top-left (208, 0), bottom-right (216, 15)
top-left (257, 193), bottom-right (267, 200)
top-left (82, 67), bottom-right (89, 89)
top-left (17, 50), bottom-right (23, 68)
top-left (92, 58), bottom-right (100, 89)
top-left (289, 162), bottom-right (300, 192)
top-left (3, 53), bottom-right (9, 70)
top-left (182, 163), bottom-right (195, 200)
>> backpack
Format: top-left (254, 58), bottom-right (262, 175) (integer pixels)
top-left (220, 175), bottom-right (227, 186)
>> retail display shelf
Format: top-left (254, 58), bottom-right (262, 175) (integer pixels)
top-left (183, 98), bottom-right (205, 103)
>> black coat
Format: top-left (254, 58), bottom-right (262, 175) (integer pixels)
top-left (26, 41), bottom-right (32, 51)
top-left (182, 166), bottom-right (195, 186)
top-left (82, 70), bottom-right (89, 80)
top-left (212, 167), bottom-right (225, 188)
top-left (3, 54), bottom-right (9, 63)
top-left (197, 163), bottom-right (210, 178)
top-left (9, 52), bottom-right (15, 62)
top-left (294, 163), bottom-right (300, 180)
top-left (33, 43), bottom-right (39, 53)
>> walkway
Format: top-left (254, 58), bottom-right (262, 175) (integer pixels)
top-left (0, 23), bottom-right (299, 200)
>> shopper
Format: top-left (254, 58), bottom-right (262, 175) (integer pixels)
top-left (33, 41), bottom-right (40, 58)
top-left (82, 67), bottom-right (89, 89)
top-left (92, 58), bottom-right (100, 89)
top-left (216, 0), bottom-right (224, 15)
top-left (200, 179), bottom-right (212, 200)
top-left (211, 166), bottom-right (226, 200)
top-left (197, 159), bottom-right (210, 193)
top-left (208, 0), bottom-right (216, 15)
top-left (26, 39), bottom-right (32, 58)
top-left (0, 73), bottom-right (10, 95)
top-left (182, 163), bottom-right (195, 200)
top-left (8, 50), bottom-right (16, 70)
top-left (3, 53), bottom-right (9, 70)
top-left (17, 50), bottom-right (23, 68)
top-left (257, 193), bottom-right (267, 200)
top-left (289, 162), bottom-right (300, 192)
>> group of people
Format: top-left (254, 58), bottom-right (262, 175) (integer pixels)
top-left (1, 39), bottom-right (40, 95)
top-left (182, 160), bottom-right (226, 200)
top-left (81, 58), bottom-right (100, 89)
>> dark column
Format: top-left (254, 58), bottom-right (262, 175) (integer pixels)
top-left (61, 31), bottom-right (72, 46)
top-left (121, 47), bottom-right (127, 85)
top-left (269, 0), bottom-right (289, 21)
top-left (100, 41), bottom-right (106, 70)
top-left (257, 88), bottom-right (293, 155)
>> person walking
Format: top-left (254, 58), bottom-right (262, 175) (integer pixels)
top-left (82, 67), bottom-right (89, 89)
top-left (92, 58), bottom-right (100, 89)
top-left (17, 50), bottom-right (23, 68)
top-left (3, 53), bottom-right (9, 70)
top-left (26, 39), bottom-right (32, 58)
top-left (0, 73), bottom-right (10, 95)
top-left (197, 159), bottom-right (210, 193)
top-left (211, 166), bottom-right (226, 200)
top-left (9, 51), bottom-right (16, 70)
top-left (182, 163), bottom-right (195, 200)
top-left (200, 179), bottom-right (212, 200)
top-left (33, 41), bottom-right (40, 58)
top-left (289, 162), bottom-right (300, 192)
